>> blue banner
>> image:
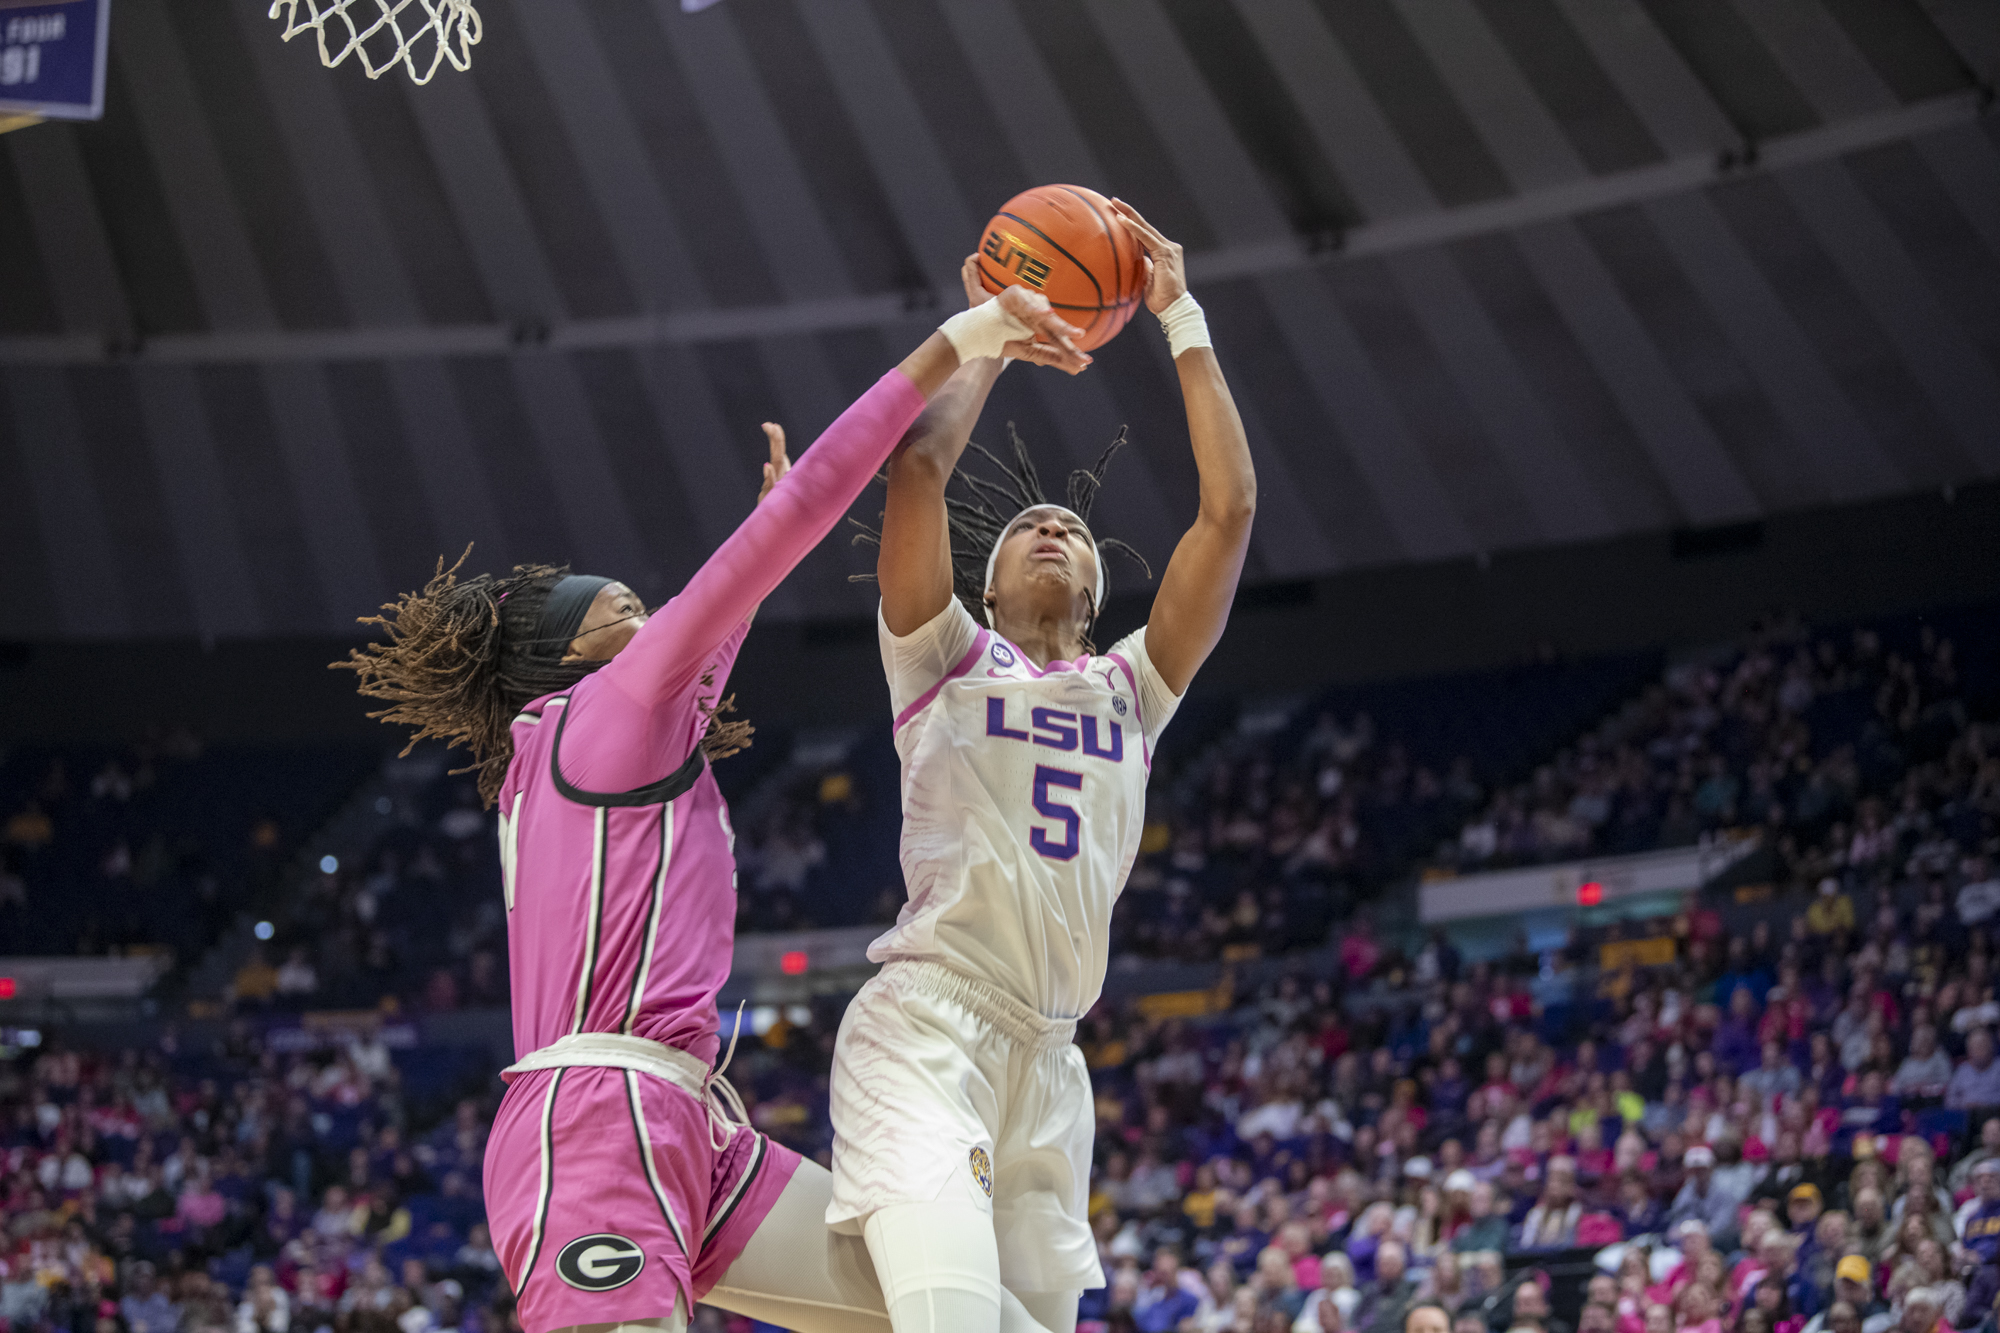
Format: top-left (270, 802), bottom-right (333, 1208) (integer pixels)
top-left (0, 0), bottom-right (110, 121)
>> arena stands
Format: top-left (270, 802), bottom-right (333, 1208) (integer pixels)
top-left (243, 597), bottom-right (1995, 1009)
top-left (0, 1022), bottom-right (507, 1333)
top-left (0, 736), bottom-right (375, 965)
top-left (1438, 606), bottom-right (2000, 877)
top-left (0, 599), bottom-right (1993, 1333)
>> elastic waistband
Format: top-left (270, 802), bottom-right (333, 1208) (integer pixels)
top-left (880, 960), bottom-right (1077, 1051)
top-left (502, 1031), bottom-right (709, 1099)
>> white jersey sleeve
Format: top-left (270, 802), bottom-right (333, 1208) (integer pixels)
top-left (1104, 626), bottom-right (1183, 751)
top-left (879, 599), bottom-right (984, 717)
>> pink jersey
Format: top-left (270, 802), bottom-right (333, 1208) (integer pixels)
top-left (494, 368), bottom-right (926, 1065)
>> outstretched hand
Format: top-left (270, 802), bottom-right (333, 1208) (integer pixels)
top-left (1110, 198), bottom-right (1186, 315)
top-left (756, 422), bottom-right (791, 505)
top-left (958, 254), bottom-right (1092, 374)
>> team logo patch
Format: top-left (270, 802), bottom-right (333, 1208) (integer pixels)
top-left (991, 642), bottom-right (1016, 668)
top-left (969, 1147), bottom-right (994, 1197)
top-left (556, 1234), bottom-right (645, 1292)
top-left (1111, 697), bottom-right (1128, 716)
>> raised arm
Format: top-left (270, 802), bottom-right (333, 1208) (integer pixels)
top-left (600, 285), bottom-right (1087, 704)
top-left (879, 257), bottom-right (1061, 635)
top-left (1113, 199), bottom-right (1257, 697)
top-left (555, 288), bottom-right (1089, 793)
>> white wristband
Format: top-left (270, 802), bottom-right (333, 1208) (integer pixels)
top-left (939, 301), bottom-right (1032, 364)
top-left (1158, 291), bottom-right (1211, 358)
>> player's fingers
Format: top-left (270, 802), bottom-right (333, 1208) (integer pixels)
top-left (1110, 198), bottom-right (1169, 249)
top-left (1031, 310), bottom-right (1085, 350)
top-left (1035, 340), bottom-right (1091, 374)
top-left (961, 255), bottom-right (988, 307)
top-left (1014, 339), bottom-right (1083, 373)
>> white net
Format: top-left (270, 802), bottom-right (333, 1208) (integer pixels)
top-left (268, 0), bottom-right (482, 85)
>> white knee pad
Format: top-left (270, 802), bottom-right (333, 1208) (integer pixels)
top-left (862, 1201), bottom-right (1005, 1333)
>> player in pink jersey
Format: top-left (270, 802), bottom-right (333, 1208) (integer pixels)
top-left (341, 283), bottom-right (1090, 1333)
top-left (828, 204), bottom-right (1257, 1333)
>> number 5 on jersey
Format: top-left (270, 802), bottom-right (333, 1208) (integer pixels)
top-left (1031, 765), bottom-right (1082, 862)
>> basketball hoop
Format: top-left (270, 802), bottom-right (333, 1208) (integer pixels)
top-left (268, 0), bottom-right (481, 85)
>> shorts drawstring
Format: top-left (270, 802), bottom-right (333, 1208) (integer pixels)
top-left (703, 1000), bottom-right (751, 1151)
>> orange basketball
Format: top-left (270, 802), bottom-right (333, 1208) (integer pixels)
top-left (976, 185), bottom-right (1148, 352)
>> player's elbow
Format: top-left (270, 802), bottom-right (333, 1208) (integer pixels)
top-left (888, 442), bottom-right (953, 491)
top-left (1206, 478), bottom-right (1257, 533)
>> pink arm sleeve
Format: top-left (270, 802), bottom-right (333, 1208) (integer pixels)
top-left (556, 367), bottom-right (928, 793)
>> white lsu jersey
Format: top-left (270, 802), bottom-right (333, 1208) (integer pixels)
top-left (870, 598), bottom-right (1181, 1020)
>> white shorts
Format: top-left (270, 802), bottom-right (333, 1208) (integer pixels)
top-left (826, 960), bottom-right (1102, 1294)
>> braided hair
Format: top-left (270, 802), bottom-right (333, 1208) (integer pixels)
top-left (849, 424), bottom-right (1151, 649)
top-left (334, 550), bottom-right (751, 808)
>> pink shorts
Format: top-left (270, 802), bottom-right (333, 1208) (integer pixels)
top-left (484, 1066), bottom-right (800, 1332)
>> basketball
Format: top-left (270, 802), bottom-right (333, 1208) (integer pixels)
top-left (976, 185), bottom-right (1149, 352)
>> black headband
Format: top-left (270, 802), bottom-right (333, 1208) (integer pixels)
top-left (530, 574), bottom-right (613, 657)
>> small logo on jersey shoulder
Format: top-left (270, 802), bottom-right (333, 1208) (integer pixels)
top-left (556, 1234), bottom-right (645, 1291)
top-left (1111, 696), bottom-right (1128, 716)
top-left (969, 1146), bottom-right (994, 1197)
top-left (990, 642), bottom-right (1016, 669)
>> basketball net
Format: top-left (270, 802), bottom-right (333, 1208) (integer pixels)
top-left (268, 0), bottom-right (481, 85)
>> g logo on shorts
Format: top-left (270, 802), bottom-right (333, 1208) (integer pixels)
top-left (556, 1234), bottom-right (645, 1291)
top-left (969, 1146), bottom-right (994, 1197)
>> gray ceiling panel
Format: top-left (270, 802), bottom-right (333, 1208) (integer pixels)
top-left (1775, 159), bottom-right (2000, 475)
top-left (1632, 0), bottom-right (1821, 141)
top-left (6, 125), bottom-right (132, 339)
top-left (230, 0), bottom-right (420, 326)
top-left (1384, 248), bottom-right (1616, 542)
top-left (131, 365), bottom-right (265, 637)
top-left (1549, 0), bottom-right (1740, 158)
top-left (1446, 232), bottom-right (1682, 533)
top-left (1645, 189), bottom-right (1902, 502)
top-left (933, 0), bottom-right (1106, 190)
top-left (1514, 218), bottom-right (1759, 522)
top-left (111, 0), bottom-right (277, 332)
top-left (195, 364), bottom-right (333, 633)
top-left (4, 367), bottom-right (133, 636)
top-left (509, 0), bottom-right (708, 314)
top-left (1724, 0), bottom-right (1900, 119)
top-left (463, 3), bottom-right (640, 321)
top-left (0, 0), bottom-right (1991, 639)
top-left (1913, 122), bottom-right (2000, 263)
top-left (381, 359), bottom-right (512, 571)
top-left (0, 376), bottom-right (59, 629)
top-left (0, 155), bottom-right (55, 335)
top-left (325, 70), bottom-right (493, 325)
top-left (1467, 0), bottom-right (1666, 174)
top-left (169, 1), bottom-right (349, 330)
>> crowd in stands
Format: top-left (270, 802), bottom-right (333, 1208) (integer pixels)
top-left (234, 773), bottom-right (512, 1015)
top-left (0, 1026), bottom-right (506, 1333)
top-left (725, 650), bottom-right (1655, 957)
top-left (0, 600), bottom-right (1994, 1333)
top-left (227, 603), bottom-right (1995, 1018)
top-left (1442, 614), bottom-right (1989, 876)
top-left (0, 732), bottom-right (372, 965)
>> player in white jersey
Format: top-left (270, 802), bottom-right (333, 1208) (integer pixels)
top-left (827, 200), bottom-right (1257, 1333)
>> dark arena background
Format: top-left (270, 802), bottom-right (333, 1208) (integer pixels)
top-left (1, 2), bottom-right (1998, 1332)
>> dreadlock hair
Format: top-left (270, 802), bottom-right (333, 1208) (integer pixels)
top-left (849, 423), bottom-right (1151, 653)
top-left (333, 549), bottom-right (752, 809)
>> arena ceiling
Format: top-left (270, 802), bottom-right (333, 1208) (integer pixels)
top-left (0, 0), bottom-right (1997, 641)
